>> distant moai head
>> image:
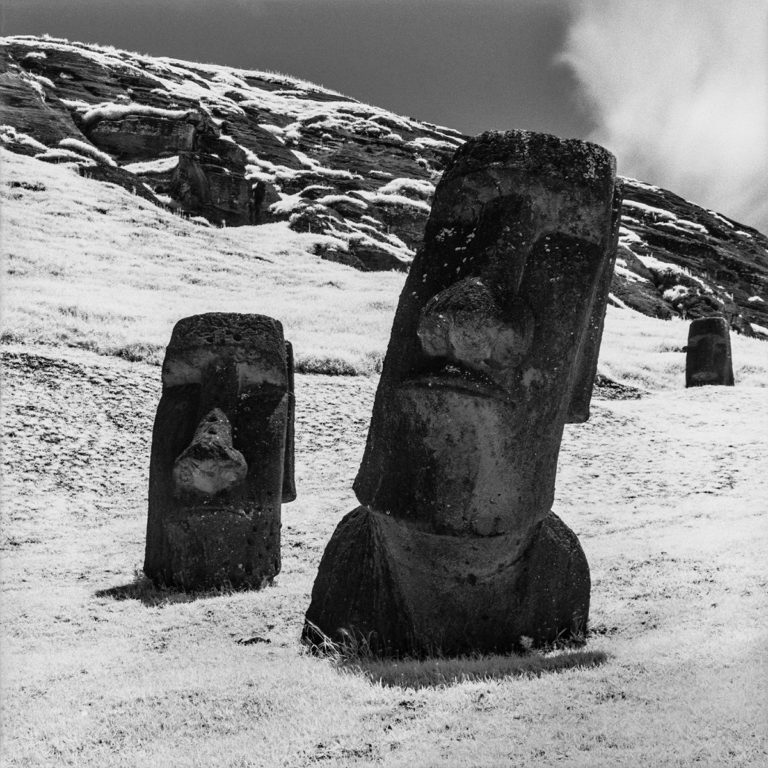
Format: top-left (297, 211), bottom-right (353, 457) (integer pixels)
top-left (354, 130), bottom-right (621, 554)
top-left (144, 313), bottom-right (295, 589)
top-left (686, 316), bottom-right (734, 387)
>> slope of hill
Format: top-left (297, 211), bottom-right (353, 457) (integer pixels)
top-left (3, 35), bottom-right (768, 768)
top-left (2, 35), bottom-right (767, 337)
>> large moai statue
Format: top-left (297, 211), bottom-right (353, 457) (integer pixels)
top-left (144, 313), bottom-right (295, 589)
top-left (303, 131), bottom-right (622, 656)
top-left (685, 317), bottom-right (734, 387)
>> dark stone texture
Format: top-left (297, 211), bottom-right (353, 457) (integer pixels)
top-left (614, 180), bottom-right (768, 335)
top-left (84, 112), bottom-right (197, 161)
top-left (0, 70), bottom-right (83, 148)
top-left (85, 109), bottom-right (255, 227)
top-left (169, 154), bottom-right (252, 227)
top-left (304, 130), bottom-right (619, 655)
top-left (569, 181), bottom-right (624, 422)
top-left (144, 313), bottom-right (295, 589)
top-left (304, 507), bottom-right (589, 657)
top-left (686, 317), bottom-right (735, 387)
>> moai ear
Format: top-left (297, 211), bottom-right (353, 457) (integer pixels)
top-left (567, 180), bottom-right (623, 423)
top-left (282, 340), bottom-right (297, 503)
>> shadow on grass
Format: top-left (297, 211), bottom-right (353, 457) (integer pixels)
top-left (340, 649), bottom-right (608, 690)
top-left (95, 572), bottom-right (236, 607)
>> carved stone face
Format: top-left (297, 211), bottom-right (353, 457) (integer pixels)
top-left (144, 313), bottom-right (294, 589)
top-left (686, 316), bottom-right (734, 387)
top-left (304, 131), bottom-right (620, 656)
top-left (354, 131), bottom-right (621, 551)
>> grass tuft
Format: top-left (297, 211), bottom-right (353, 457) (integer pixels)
top-left (350, 649), bottom-right (610, 690)
top-left (303, 621), bottom-right (606, 690)
top-left (108, 341), bottom-right (164, 364)
top-left (294, 355), bottom-right (362, 376)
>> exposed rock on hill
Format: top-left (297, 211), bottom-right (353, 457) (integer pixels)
top-left (1, 36), bottom-right (767, 334)
top-left (0, 36), bottom-right (462, 270)
top-left (615, 180), bottom-right (768, 336)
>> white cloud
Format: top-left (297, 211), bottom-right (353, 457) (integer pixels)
top-left (560, 0), bottom-right (768, 232)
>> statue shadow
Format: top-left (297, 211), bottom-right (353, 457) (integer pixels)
top-left (339, 648), bottom-right (608, 690)
top-left (94, 572), bottom-right (231, 606)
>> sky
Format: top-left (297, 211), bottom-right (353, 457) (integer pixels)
top-left (2, 0), bottom-right (767, 232)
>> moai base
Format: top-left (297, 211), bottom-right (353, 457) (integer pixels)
top-left (144, 313), bottom-right (295, 590)
top-left (686, 317), bottom-right (734, 387)
top-left (303, 130), bottom-right (622, 656)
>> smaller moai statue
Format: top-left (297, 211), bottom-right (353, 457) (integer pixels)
top-left (686, 317), bottom-right (734, 387)
top-left (144, 313), bottom-right (295, 589)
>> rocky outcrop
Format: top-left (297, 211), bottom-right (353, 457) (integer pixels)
top-left (0, 36), bottom-right (462, 269)
top-left (1, 35), bottom-right (766, 329)
top-left (614, 179), bottom-right (768, 337)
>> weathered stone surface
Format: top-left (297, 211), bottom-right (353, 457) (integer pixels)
top-left (686, 317), bottom-right (734, 387)
top-left (304, 130), bottom-right (620, 655)
top-left (84, 112), bottom-right (197, 161)
top-left (614, 180), bottom-right (768, 336)
top-left (304, 507), bottom-right (589, 657)
top-left (569, 184), bottom-right (623, 422)
top-left (169, 154), bottom-right (253, 227)
top-left (83, 108), bottom-right (256, 226)
top-left (144, 313), bottom-right (295, 589)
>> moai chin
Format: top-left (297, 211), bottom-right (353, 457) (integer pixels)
top-left (686, 317), bottom-right (735, 387)
top-left (303, 130), bottom-right (622, 656)
top-left (144, 313), bottom-right (295, 589)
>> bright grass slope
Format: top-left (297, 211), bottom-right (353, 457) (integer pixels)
top-left (1, 348), bottom-right (767, 767)
top-left (0, 149), bottom-right (403, 375)
top-left (3, 148), bottom-right (768, 388)
top-left (2, 143), bottom-right (768, 767)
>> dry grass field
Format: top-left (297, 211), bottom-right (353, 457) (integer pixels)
top-left (2, 150), bottom-right (768, 766)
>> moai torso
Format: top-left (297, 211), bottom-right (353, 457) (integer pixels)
top-left (144, 313), bottom-right (295, 589)
top-left (686, 317), bottom-right (734, 387)
top-left (304, 131), bottom-right (621, 656)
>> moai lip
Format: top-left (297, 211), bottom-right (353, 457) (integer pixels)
top-left (304, 130), bottom-right (622, 656)
top-left (686, 316), bottom-right (735, 387)
top-left (144, 313), bottom-right (295, 590)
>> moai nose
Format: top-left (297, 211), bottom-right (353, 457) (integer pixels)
top-left (417, 277), bottom-right (533, 385)
top-left (172, 408), bottom-right (248, 497)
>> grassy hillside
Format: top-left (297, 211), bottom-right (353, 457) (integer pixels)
top-left (1, 149), bottom-right (403, 375)
top-left (2, 147), bottom-right (768, 767)
top-left (3, 149), bottom-right (767, 388)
